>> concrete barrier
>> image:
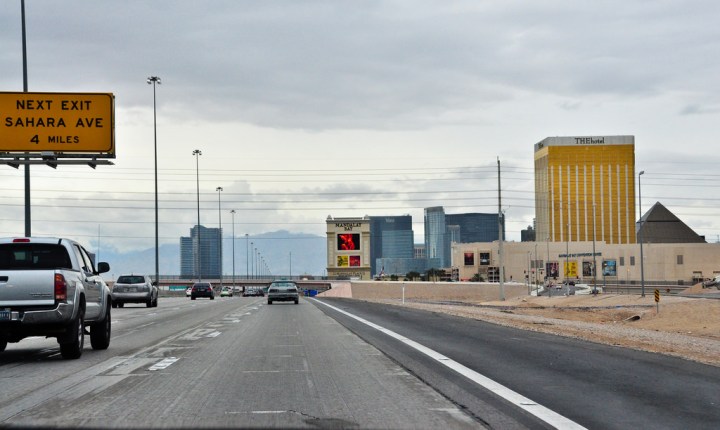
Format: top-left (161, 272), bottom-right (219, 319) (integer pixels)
top-left (319, 281), bottom-right (528, 302)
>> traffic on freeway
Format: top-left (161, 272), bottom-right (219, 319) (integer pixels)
top-left (1, 295), bottom-right (718, 429)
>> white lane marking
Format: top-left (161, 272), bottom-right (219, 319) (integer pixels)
top-left (148, 357), bottom-right (179, 371)
top-left (311, 298), bottom-right (587, 430)
top-left (206, 331), bottom-right (222, 338)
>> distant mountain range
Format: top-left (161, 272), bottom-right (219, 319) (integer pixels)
top-left (97, 230), bottom-right (326, 281)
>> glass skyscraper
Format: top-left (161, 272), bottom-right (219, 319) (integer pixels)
top-left (424, 207), bottom-right (447, 268)
top-left (369, 216), bottom-right (414, 276)
top-left (446, 213), bottom-right (503, 244)
top-left (180, 225), bottom-right (222, 279)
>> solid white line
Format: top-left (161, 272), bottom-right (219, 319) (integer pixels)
top-left (311, 298), bottom-right (587, 430)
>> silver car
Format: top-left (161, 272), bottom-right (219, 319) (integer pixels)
top-left (267, 281), bottom-right (299, 305)
top-left (112, 274), bottom-right (158, 308)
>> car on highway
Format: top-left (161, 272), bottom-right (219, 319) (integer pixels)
top-left (267, 280), bottom-right (299, 305)
top-left (186, 287), bottom-right (192, 297)
top-left (191, 282), bottom-right (215, 300)
top-left (243, 286), bottom-right (264, 297)
top-left (220, 286), bottom-right (232, 297)
top-left (112, 274), bottom-right (158, 308)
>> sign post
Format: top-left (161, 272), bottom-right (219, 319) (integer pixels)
top-left (654, 289), bottom-right (660, 314)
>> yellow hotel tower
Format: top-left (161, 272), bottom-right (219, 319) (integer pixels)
top-left (534, 136), bottom-right (636, 244)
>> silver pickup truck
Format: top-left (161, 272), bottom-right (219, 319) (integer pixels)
top-left (0, 237), bottom-right (112, 359)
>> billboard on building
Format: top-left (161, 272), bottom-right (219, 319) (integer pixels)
top-left (602, 260), bottom-right (617, 276)
top-left (337, 233), bottom-right (360, 250)
top-left (464, 252), bottom-right (474, 266)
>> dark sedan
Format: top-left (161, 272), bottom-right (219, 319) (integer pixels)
top-left (191, 282), bottom-right (215, 300)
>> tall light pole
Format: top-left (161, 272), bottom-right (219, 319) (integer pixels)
top-left (592, 202), bottom-right (598, 292)
top-left (245, 234), bottom-right (249, 280)
top-left (216, 186), bottom-right (223, 282)
top-left (147, 76), bottom-right (161, 285)
top-left (250, 242), bottom-right (254, 279)
top-left (230, 210), bottom-right (236, 287)
top-left (193, 149), bottom-right (202, 281)
top-left (639, 170), bottom-right (646, 297)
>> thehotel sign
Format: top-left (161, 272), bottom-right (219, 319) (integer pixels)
top-left (0, 92), bottom-right (115, 156)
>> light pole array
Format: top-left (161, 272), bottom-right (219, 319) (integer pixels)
top-left (216, 186), bottom-right (223, 282)
top-left (193, 149), bottom-right (202, 281)
top-left (639, 170), bottom-right (646, 297)
top-left (231, 209), bottom-right (236, 287)
top-left (147, 76), bottom-right (161, 285)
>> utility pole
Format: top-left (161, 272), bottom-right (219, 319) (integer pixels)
top-left (498, 157), bottom-right (505, 300)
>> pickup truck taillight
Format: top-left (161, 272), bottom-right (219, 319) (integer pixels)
top-left (55, 273), bottom-right (68, 301)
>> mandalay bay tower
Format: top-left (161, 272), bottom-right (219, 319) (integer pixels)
top-left (534, 136), bottom-right (636, 245)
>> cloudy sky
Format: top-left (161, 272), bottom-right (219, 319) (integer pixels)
top-left (2, 1), bottom-right (720, 265)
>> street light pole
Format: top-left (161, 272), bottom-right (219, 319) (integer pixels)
top-left (147, 76), bottom-right (161, 285)
top-left (193, 149), bottom-right (202, 281)
top-left (245, 234), bottom-right (249, 280)
top-left (250, 242), bottom-right (254, 279)
top-left (592, 202), bottom-right (597, 292)
top-left (639, 170), bottom-right (646, 297)
top-left (216, 186), bottom-right (223, 281)
top-left (231, 210), bottom-right (236, 288)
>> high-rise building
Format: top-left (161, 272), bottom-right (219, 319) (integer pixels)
top-left (369, 216), bottom-right (414, 276)
top-left (180, 225), bottom-right (222, 279)
top-left (446, 213), bottom-right (503, 243)
top-left (534, 136), bottom-right (636, 244)
top-left (424, 206), bottom-right (447, 267)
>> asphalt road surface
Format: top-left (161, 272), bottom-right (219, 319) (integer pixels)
top-left (1, 296), bottom-right (718, 429)
top-left (0, 297), bottom-right (477, 429)
top-left (311, 298), bottom-right (720, 430)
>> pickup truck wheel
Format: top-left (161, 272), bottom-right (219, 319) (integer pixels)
top-left (0, 339), bottom-right (6, 352)
top-left (90, 304), bottom-right (111, 350)
top-left (111, 302), bottom-right (117, 309)
top-left (146, 299), bottom-right (152, 308)
top-left (60, 309), bottom-right (84, 359)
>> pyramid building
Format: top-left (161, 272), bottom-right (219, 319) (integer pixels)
top-left (637, 202), bottom-right (705, 243)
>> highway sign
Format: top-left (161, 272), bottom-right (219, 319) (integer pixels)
top-left (654, 289), bottom-right (660, 302)
top-left (0, 92), bottom-right (115, 156)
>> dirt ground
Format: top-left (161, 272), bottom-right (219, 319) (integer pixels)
top-left (321, 281), bottom-right (720, 367)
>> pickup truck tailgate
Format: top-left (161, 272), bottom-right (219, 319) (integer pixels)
top-left (0, 270), bottom-right (57, 307)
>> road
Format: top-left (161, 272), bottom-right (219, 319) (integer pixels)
top-left (0, 296), bottom-right (477, 429)
top-left (0, 296), bottom-right (718, 429)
